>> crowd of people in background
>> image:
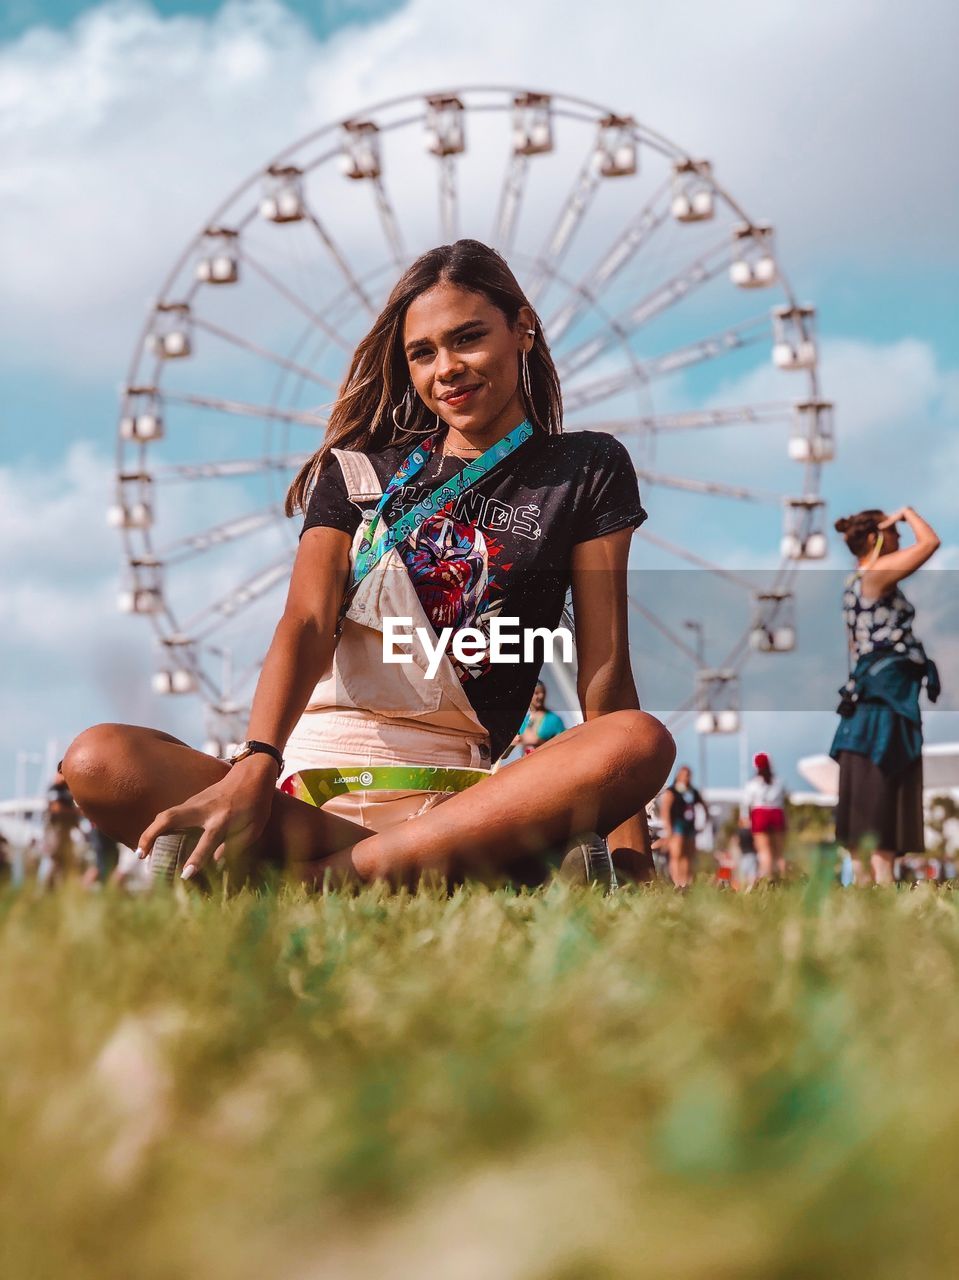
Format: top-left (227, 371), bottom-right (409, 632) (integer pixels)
top-left (4, 498), bottom-right (947, 895)
top-left (4, 741), bottom-right (953, 892)
top-left (648, 754), bottom-right (789, 890)
top-left (4, 771), bottom-right (149, 892)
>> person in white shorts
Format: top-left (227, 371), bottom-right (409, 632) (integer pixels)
top-left (61, 240), bottom-right (675, 889)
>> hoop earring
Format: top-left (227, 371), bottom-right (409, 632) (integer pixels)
top-left (390, 385), bottom-right (433, 444)
top-left (391, 384), bottom-right (415, 432)
top-left (521, 348), bottom-right (533, 406)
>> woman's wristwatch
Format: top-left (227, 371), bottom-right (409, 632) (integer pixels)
top-left (228, 740), bottom-right (285, 775)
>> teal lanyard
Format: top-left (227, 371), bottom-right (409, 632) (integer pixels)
top-left (352, 418), bottom-right (534, 587)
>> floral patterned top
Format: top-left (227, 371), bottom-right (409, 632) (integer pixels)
top-left (842, 572), bottom-right (924, 665)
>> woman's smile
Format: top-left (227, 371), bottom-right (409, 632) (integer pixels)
top-left (440, 385), bottom-right (482, 409)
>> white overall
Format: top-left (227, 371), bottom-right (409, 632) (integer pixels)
top-left (280, 448), bottom-right (492, 832)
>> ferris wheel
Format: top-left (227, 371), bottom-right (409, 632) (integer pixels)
top-left (112, 85), bottom-right (832, 750)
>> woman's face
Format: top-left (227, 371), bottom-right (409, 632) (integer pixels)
top-left (530, 683), bottom-right (546, 710)
top-left (676, 767), bottom-right (691, 788)
top-left (402, 281), bottom-right (533, 435)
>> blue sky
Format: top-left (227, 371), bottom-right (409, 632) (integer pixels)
top-left (3, 0), bottom-right (957, 798)
top-left (0, 0), bottom-right (403, 41)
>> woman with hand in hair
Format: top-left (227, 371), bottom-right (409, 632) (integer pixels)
top-left (830, 506), bottom-right (941, 884)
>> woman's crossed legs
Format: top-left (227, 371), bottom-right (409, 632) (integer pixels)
top-left (62, 711), bottom-right (675, 888)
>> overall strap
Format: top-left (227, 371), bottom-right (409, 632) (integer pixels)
top-left (353, 418), bottom-right (534, 586)
top-left (331, 448), bottom-right (382, 505)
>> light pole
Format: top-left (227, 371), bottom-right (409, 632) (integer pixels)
top-left (15, 750), bottom-right (43, 799)
top-left (683, 619), bottom-right (707, 791)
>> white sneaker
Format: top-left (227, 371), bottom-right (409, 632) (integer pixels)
top-left (149, 832), bottom-right (199, 887)
top-left (558, 833), bottom-right (619, 893)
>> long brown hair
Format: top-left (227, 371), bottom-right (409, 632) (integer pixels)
top-left (285, 239), bottom-right (563, 515)
top-left (834, 509), bottom-right (885, 559)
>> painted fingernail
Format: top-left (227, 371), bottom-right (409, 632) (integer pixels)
top-left (136, 847), bottom-right (147, 860)
top-left (181, 864), bottom-right (197, 882)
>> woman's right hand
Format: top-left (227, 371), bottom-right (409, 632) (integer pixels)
top-left (878, 507), bottom-right (910, 530)
top-left (136, 755), bottom-right (280, 879)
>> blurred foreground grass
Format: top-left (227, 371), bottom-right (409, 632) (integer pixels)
top-left (4, 878), bottom-right (959, 1279)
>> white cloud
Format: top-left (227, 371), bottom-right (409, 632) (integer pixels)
top-left (3, 0), bottom-right (957, 377)
top-left (707, 334), bottom-right (959, 541)
top-left (0, 440), bottom-right (293, 777)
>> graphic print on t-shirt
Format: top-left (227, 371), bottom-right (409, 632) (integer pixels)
top-left (395, 484), bottom-right (544, 542)
top-left (401, 508), bottom-right (518, 682)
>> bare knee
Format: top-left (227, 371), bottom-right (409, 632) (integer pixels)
top-left (63, 723), bottom-right (119, 781)
top-left (602, 710), bottom-right (676, 798)
top-left (61, 722), bottom-right (148, 808)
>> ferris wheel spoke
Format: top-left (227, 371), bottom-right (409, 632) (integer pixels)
top-left (639, 320), bottom-right (768, 380)
top-left (665, 702), bottom-right (698, 731)
top-left (181, 555), bottom-right (294, 642)
top-left (302, 207), bottom-right (377, 316)
top-left (556, 237), bottom-right (734, 378)
top-left (242, 252), bottom-right (353, 351)
top-left (156, 505), bottom-right (285, 565)
top-left (369, 176), bottom-right (407, 267)
top-left (636, 468), bottom-right (781, 504)
top-left (491, 153), bottom-right (529, 254)
top-left (152, 455), bottom-right (311, 483)
top-left (435, 154), bottom-right (459, 243)
top-left (640, 404), bottom-right (790, 434)
top-left (163, 391), bottom-right (328, 428)
top-left (525, 146), bottom-right (603, 305)
top-left (228, 652), bottom-right (269, 700)
top-left (627, 597), bottom-right (702, 665)
top-left (569, 403), bottom-right (792, 435)
top-left (563, 366), bottom-right (647, 413)
top-left (544, 176), bottom-right (672, 344)
top-left (563, 314), bottom-right (770, 413)
top-left (191, 317), bottom-right (335, 389)
top-left (635, 528), bottom-right (757, 591)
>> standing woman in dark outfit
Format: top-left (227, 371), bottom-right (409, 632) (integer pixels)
top-left (657, 764), bottom-right (705, 888)
top-left (831, 506), bottom-right (941, 884)
top-left (62, 240), bottom-right (674, 888)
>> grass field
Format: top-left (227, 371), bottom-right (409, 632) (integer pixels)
top-left (5, 871), bottom-right (959, 1279)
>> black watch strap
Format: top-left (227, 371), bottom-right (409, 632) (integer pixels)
top-left (229, 740), bottom-right (285, 774)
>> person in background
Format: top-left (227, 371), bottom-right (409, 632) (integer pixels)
top-left (37, 773), bottom-right (82, 889)
top-left (830, 506), bottom-right (941, 885)
top-left (743, 753), bottom-right (788, 881)
top-left (646, 799), bottom-right (668, 879)
top-left (656, 764), bottom-right (705, 888)
top-left (735, 806), bottom-right (758, 890)
top-left (515, 681), bottom-right (566, 755)
top-left (86, 823), bottom-right (121, 888)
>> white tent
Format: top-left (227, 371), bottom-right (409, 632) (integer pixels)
top-left (798, 743), bottom-right (959, 803)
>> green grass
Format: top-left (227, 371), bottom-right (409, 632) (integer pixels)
top-left (4, 876), bottom-right (959, 1278)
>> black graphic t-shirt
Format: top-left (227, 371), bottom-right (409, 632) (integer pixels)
top-left (302, 429), bottom-right (647, 760)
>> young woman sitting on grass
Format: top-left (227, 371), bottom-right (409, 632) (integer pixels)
top-left (63, 240), bottom-right (675, 889)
